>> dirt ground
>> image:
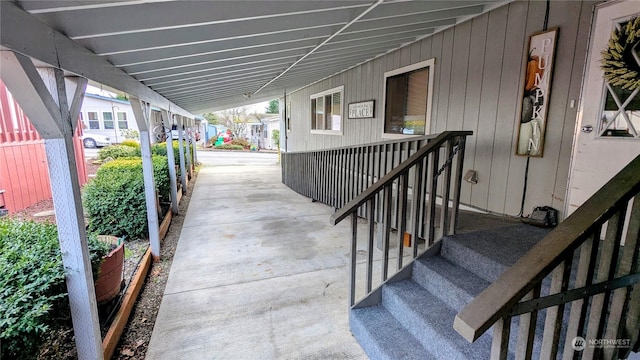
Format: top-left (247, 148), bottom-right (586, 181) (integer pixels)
top-left (15, 158), bottom-right (197, 359)
top-left (112, 172), bottom-right (195, 359)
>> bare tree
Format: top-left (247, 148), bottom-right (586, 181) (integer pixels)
top-left (217, 107), bottom-right (250, 138)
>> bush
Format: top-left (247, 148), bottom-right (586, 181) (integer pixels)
top-left (120, 139), bottom-right (140, 149)
top-left (151, 141), bottom-right (193, 166)
top-left (215, 144), bottom-right (244, 151)
top-left (0, 219), bottom-right (109, 359)
top-left (120, 129), bottom-right (139, 140)
top-left (230, 138), bottom-right (250, 148)
top-left (97, 145), bottom-right (139, 160)
top-left (83, 156), bottom-right (170, 239)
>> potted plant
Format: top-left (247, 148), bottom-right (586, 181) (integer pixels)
top-left (94, 235), bottom-right (125, 303)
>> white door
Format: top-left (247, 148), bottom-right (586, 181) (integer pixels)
top-left (566, 0), bottom-right (640, 216)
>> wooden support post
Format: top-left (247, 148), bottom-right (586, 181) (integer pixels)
top-left (191, 121), bottom-right (199, 164)
top-left (130, 97), bottom-right (161, 260)
top-left (160, 110), bottom-right (179, 214)
top-left (0, 51), bottom-right (103, 360)
top-left (177, 116), bottom-right (188, 194)
top-left (183, 118), bottom-right (192, 173)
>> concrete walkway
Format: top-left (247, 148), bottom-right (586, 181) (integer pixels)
top-left (147, 151), bottom-right (367, 359)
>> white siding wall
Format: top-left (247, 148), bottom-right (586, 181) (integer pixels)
top-left (284, 0), bottom-right (597, 216)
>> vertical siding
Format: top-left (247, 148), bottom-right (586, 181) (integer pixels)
top-left (286, 0), bottom-right (594, 216)
top-left (0, 143), bottom-right (52, 212)
top-left (487, 1), bottom-right (528, 214)
top-left (470, 5), bottom-right (508, 210)
top-left (435, 29), bottom-right (454, 133)
top-left (0, 81), bottom-right (88, 213)
top-left (447, 21), bottom-right (472, 132)
top-left (502, 0), bottom-right (547, 215)
top-left (429, 32), bottom-right (443, 133)
top-left (460, 14), bottom-right (489, 205)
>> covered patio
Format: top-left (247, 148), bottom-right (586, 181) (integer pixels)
top-left (145, 151), bottom-right (517, 358)
top-left (0, 1), bottom-right (506, 357)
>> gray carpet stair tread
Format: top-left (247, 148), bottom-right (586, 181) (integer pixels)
top-left (441, 224), bottom-right (550, 282)
top-left (412, 256), bottom-right (491, 312)
top-left (383, 280), bottom-right (492, 360)
top-left (351, 305), bottom-right (436, 360)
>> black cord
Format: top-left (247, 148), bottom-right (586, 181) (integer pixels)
top-left (517, 156), bottom-right (531, 217)
top-left (518, 0), bottom-right (550, 218)
top-left (543, 0), bottom-right (550, 31)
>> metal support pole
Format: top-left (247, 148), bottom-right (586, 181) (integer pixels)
top-left (161, 110), bottom-right (179, 214)
top-left (0, 51), bottom-right (103, 360)
top-left (130, 97), bottom-right (161, 260)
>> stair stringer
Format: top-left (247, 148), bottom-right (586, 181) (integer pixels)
top-left (352, 241), bottom-right (442, 310)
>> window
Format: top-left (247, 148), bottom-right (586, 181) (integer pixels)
top-left (117, 112), bottom-right (128, 129)
top-left (87, 112), bottom-right (100, 130)
top-left (103, 112), bottom-right (114, 129)
top-left (599, 83), bottom-right (640, 138)
top-left (383, 59), bottom-right (435, 136)
top-left (597, 18), bottom-right (640, 139)
top-left (310, 86), bottom-right (343, 134)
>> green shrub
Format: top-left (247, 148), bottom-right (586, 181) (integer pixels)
top-left (0, 219), bottom-right (109, 359)
top-left (230, 138), bottom-right (250, 148)
top-left (83, 156), bottom-right (170, 239)
top-left (120, 129), bottom-right (139, 140)
top-left (120, 139), bottom-right (140, 149)
top-left (97, 145), bottom-right (139, 160)
top-left (215, 144), bottom-right (244, 150)
top-left (151, 141), bottom-right (193, 164)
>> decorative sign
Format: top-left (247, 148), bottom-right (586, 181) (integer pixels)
top-left (516, 28), bottom-right (558, 157)
top-left (348, 100), bottom-right (375, 119)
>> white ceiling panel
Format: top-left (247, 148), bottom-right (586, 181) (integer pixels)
top-left (6, 0), bottom-right (509, 113)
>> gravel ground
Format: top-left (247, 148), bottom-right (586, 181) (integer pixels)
top-left (112, 171), bottom-right (196, 359)
top-left (21, 159), bottom-right (198, 359)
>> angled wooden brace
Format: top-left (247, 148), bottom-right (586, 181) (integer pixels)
top-left (0, 50), bottom-right (103, 360)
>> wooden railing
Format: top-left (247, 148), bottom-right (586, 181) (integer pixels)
top-left (282, 131), bottom-right (471, 307)
top-left (454, 154), bottom-right (640, 359)
top-left (283, 134), bottom-right (437, 210)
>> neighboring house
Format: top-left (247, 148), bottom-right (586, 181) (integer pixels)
top-left (81, 93), bottom-right (172, 144)
top-left (80, 93), bottom-right (136, 144)
top-left (0, 80), bottom-right (87, 213)
top-left (280, 0), bottom-right (640, 220)
top-left (250, 115), bottom-right (279, 149)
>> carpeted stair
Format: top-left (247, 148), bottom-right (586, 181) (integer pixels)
top-left (350, 224), bottom-right (551, 360)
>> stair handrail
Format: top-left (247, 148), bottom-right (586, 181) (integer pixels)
top-left (330, 131), bottom-right (472, 226)
top-left (454, 154), bottom-right (640, 358)
top-left (284, 134), bottom-right (437, 155)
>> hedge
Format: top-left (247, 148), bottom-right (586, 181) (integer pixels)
top-left (0, 219), bottom-right (110, 359)
top-left (97, 145), bottom-right (139, 160)
top-left (98, 141), bottom-right (194, 165)
top-left (151, 140), bottom-right (194, 166)
top-left (83, 156), bottom-right (170, 239)
top-left (214, 144), bottom-right (244, 151)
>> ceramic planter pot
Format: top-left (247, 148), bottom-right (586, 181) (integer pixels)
top-left (94, 235), bottom-right (124, 303)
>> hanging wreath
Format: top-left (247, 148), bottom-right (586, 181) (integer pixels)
top-left (600, 16), bottom-right (640, 90)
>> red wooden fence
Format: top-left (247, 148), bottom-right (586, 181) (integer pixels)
top-left (0, 80), bottom-right (88, 213)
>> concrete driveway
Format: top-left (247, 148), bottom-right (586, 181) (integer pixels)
top-left (147, 150), bottom-right (367, 359)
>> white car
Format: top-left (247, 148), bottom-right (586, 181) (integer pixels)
top-left (81, 133), bottom-right (112, 148)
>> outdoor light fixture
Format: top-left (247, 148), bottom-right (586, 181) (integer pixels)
top-left (464, 170), bottom-right (478, 184)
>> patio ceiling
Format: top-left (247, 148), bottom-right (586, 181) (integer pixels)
top-left (8, 0), bottom-right (508, 114)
